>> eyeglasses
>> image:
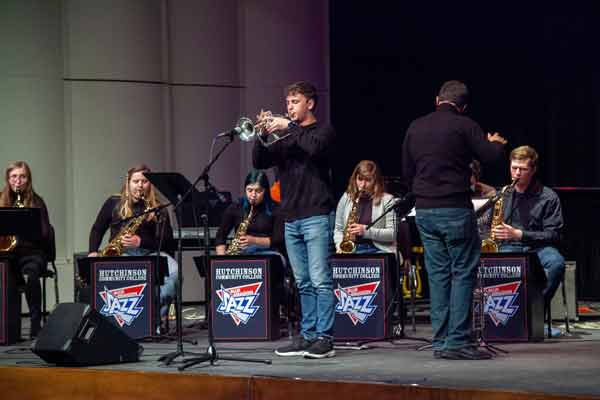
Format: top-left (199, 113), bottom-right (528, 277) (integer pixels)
top-left (8, 174), bottom-right (27, 181)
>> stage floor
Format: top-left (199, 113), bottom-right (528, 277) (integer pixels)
top-left (2, 316), bottom-right (600, 399)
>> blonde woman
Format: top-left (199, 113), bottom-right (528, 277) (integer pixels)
top-left (334, 160), bottom-right (399, 258)
top-left (88, 164), bottom-right (177, 320)
top-left (0, 161), bottom-right (51, 338)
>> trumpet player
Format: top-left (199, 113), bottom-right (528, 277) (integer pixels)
top-left (88, 164), bottom-right (177, 322)
top-left (253, 81), bottom-right (337, 359)
top-left (0, 161), bottom-right (51, 339)
top-left (215, 169), bottom-right (282, 256)
top-left (334, 160), bottom-right (399, 257)
top-left (494, 146), bottom-right (565, 310)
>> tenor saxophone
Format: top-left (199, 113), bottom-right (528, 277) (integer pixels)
top-left (226, 205), bottom-right (255, 255)
top-left (100, 195), bottom-right (152, 257)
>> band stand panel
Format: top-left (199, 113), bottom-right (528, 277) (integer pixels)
top-left (206, 255), bottom-right (282, 341)
top-left (479, 252), bottom-right (546, 342)
top-left (0, 257), bottom-right (21, 345)
top-left (77, 256), bottom-right (167, 339)
top-left (331, 253), bottom-right (396, 341)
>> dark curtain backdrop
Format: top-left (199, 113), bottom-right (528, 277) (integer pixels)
top-left (329, 2), bottom-right (600, 300)
top-left (330, 2), bottom-right (599, 192)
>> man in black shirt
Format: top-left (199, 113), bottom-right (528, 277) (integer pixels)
top-left (253, 81), bottom-right (336, 359)
top-left (402, 80), bottom-right (506, 360)
top-left (492, 146), bottom-right (565, 306)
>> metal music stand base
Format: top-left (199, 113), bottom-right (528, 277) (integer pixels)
top-left (178, 344), bottom-right (272, 371)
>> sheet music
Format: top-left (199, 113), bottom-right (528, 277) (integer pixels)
top-left (405, 198), bottom-right (489, 217)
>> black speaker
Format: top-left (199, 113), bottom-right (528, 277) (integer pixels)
top-left (31, 302), bottom-right (142, 366)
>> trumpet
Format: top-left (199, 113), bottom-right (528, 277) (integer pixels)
top-left (231, 111), bottom-right (294, 147)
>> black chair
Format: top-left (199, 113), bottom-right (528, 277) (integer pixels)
top-left (41, 224), bottom-right (59, 323)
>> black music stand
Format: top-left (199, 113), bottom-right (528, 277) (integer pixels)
top-left (0, 207), bottom-right (42, 239)
top-left (142, 172), bottom-right (205, 361)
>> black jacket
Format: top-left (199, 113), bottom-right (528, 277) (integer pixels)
top-left (402, 104), bottom-right (505, 209)
top-left (503, 180), bottom-right (563, 248)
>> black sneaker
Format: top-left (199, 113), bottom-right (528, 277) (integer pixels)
top-left (304, 337), bottom-right (335, 359)
top-left (275, 336), bottom-right (314, 357)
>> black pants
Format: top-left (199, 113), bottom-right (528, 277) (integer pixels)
top-left (16, 254), bottom-right (45, 331)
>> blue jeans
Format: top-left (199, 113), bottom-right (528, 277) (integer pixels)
top-left (285, 213), bottom-right (335, 340)
top-left (355, 243), bottom-right (384, 254)
top-left (415, 208), bottom-right (480, 350)
top-left (123, 248), bottom-right (178, 318)
top-left (498, 244), bottom-right (565, 303)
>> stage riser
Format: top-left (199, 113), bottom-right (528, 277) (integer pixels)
top-left (0, 367), bottom-right (596, 400)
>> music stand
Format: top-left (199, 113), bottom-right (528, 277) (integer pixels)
top-left (142, 172), bottom-right (204, 362)
top-left (0, 207), bottom-right (42, 239)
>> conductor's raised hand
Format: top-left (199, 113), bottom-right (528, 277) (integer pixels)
top-left (487, 132), bottom-right (507, 145)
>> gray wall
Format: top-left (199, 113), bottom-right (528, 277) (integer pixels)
top-left (1, 0), bottom-right (329, 305)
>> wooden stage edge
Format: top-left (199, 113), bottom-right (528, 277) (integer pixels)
top-left (1, 366), bottom-right (598, 400)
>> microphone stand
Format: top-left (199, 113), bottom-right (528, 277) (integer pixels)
top-left (154, 132), bottom-right (271, 370)
top-left (355, 196), bottom-right (430, 347)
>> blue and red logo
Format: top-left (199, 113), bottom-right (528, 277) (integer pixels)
top-left (215, 282), bottom-right (262, 325)
top-left (483, 281), bottom-right (521, 327)
top-left (334, 281), bottom-right (379, 325)
top-left (99, 284), bottom-right (146, 327)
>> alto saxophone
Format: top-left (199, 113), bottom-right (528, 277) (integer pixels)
top-left (100, 194), bottom-right (152, 257)
top-left (338, 191), bottom-right (362, 254)
top-left (0, 191), bottom-right (25, 252)
top-left (481, 179), bottom-right (518, 252)
top-left (226, 205), bottom-right (255, 255)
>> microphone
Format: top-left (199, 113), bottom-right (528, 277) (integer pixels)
top-left (216, 126), bottom-right (244, 139)
top-left (390, 192), bottom-right (416, 216)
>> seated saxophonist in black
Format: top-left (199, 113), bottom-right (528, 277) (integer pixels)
top-left (88, 164), bottom-right (177, 320)
top-left (0, 161), bottom-right (51, 338)
top-left (215, 169), bottom-right (283, 256)
top-left (334, 160), bottom-right (400, 258)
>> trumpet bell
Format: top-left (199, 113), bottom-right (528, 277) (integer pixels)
top-left (236, 117), bottom-right (256, 142)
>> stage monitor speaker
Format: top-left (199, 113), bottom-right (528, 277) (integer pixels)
top-left (31, 302), bottom-right (143, 366)
top-left (551, 261), bottom-right (578, 321)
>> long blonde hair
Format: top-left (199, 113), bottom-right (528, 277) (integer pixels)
top-left (345, 160), bottom-right (385, 205)
top-left (0, 161), bottom-right (38, 208)
top-left (117, 164), bottom-right (160, 221)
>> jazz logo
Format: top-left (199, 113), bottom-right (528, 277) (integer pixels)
top-left (216, 282), bottom-right (262, 325)
top-left (99, 284), bottom-right (146, 327)
top-left (334, 281), bottom-right (379, 325)
top-left (483, 281), bottom-right (521, 327)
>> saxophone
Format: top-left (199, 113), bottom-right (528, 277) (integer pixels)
top-left (481, 179), bottom-right (518, 252)
top-left (226, 205), bottom-right (255, 255)
top-left (100, 194), bottom-right (152, 257)
top-left (0, 191), bottom-right (25, 252)
top-left (338, 191), bottom-right (362, 254)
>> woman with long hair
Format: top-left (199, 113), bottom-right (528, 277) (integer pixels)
top-left (334, 160), bottom-right (399, 257)
top-left (0, 161), bottom-right (51, 338)
top-left (215, 169), bottom-right (282, 255)
top-left (88, 164), bottom-right (177, 321)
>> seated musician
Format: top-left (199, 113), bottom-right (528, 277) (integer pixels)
top-left (492, 146), bottom-right (565, 305)
top-left (88, 164), bottom-right (177, 320)
top-left (334, 160), bottom-right (400, 259)
top-left (0, 161), bottom-right (51, 338)
top-left (215, 169), bottom-right (283, 256)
